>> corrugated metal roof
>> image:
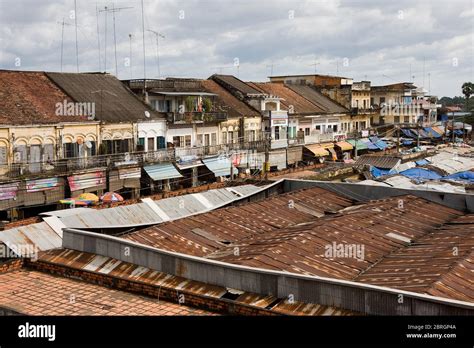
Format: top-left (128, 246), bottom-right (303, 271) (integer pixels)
top-left (202, 156), bottom-right (236, 177)
top-left (286, 84), bottom-right (348, 113)
top-left (46, 72), bottom-right (163, 122)
top-left (0, 222), bottom-right (61, 256)
top-left (38, 248), bottom-right (358, 315)
top-left (144, 163), bottom-right (183, 181)
top-left (58, 202), bottom-right (161, 228)
top-left (355, 213), bottom-right (474, 302)
top-left (124, 187), bottom-right (355, 257)
top-left (118, 186), bottom-right (473, 302)
top-left (40, 184), bottom-right (263, 229)
top-left (211, 196), bottom-right (464, 285)
top-left (355, 155), bottom-right (401, 169)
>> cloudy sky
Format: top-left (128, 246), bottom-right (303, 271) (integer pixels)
top-left (0, 0), bottom-right (472, 96)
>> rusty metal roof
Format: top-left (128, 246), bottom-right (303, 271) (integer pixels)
top-left (355, 213), bottom-right (474, 302)
top-left (119, 186), bottom-right (474, 303)
top-left (123, 186), bottom-right (355, 257)
top-left (355, 155), bottom-right (402, 169)
top-left (37, 248), bottom-right (357, 316)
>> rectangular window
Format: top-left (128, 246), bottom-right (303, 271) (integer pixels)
top-left (404, 116), bottom-right (410, 123)
top-left (185, 135), bottom-right (191, 147)
top-left (157, 136), bottom-right (166, 149)
top-left (204, 134), bottom-right (210, 146)
top-left (249, 130), bottom-right (255, 142)
top-left (394, 116), bottom-right (400, 123)
top-left (315, 125), bottom-right (321, 131)
top-left (147, 137), bottom-right (155, 151)
top-left (211, 133), bottom-right (217, 146)
top-left (173, 136), bottom-right (181, 148)
top-left (63, 143), bottom-right (78, 158)
top-left (197, 134), bottom-right (203, 146)
top-left (228, 131), bottom-right (233, 143)
top-left (222, 132), bottom-right (227, 144)
top-left (274, 126), bottom-right (280, 140)
top-left (305, 128), bottom-right (310, 136)
top-left (0, 146), bottom-right (7, 164)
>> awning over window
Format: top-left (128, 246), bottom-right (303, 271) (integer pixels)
top-left (335, 141), bottom-right (353, 151)
top-left (347, 139), bottom-right (369, 151)
top-left (144, 163), bottom-right (183, 181)
top-left (68, 171), bottom-right (106, 191)
top-left (202, 156), bottom-right (236, 177)
top-left (304, 144), bottom-right (330, 157)
top-left (26, 178), bottom-right (58, 192)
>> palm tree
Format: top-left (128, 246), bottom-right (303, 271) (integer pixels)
top-left (461, 82), bottom-right (473, 141)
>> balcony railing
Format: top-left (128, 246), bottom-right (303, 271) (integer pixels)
top-left (0, 140), bottom-right (268, 179)
top-left (167, 111), bottom-right (228, 124)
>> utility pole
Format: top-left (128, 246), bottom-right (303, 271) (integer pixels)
top-left (452, 112), bottom-right (456, 144)
top-left (141, 0), bottom-right (147, 98)
top-left (396, 126), bottom-right (400, 154)
top-left (147, 29), bottom-right (165, 78)
top-left (264, 130), bottom-right (270, 180)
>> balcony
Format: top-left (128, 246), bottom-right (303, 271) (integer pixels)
top-left (167, 111), bottom-right (228, 124)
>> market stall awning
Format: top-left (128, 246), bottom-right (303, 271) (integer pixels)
top-left (424, 127), bottom-right (442, 138)
top-left (347, 139), bottom-right (369, 151)
top-left (431, 126), bottom-right (445, 136)
top-left (144, 163), bottom-right (183, 181)
top-left (319, 142), bottom-right (334, 149)
top-left (202, 156), bottom-right (236, 177)
top-left (335, 141), bottom-right (353, 151)
top-left (304, 144), bottom-right (330, 157)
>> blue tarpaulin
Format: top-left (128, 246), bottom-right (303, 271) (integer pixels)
top-left (424, 127), bottom-right (441, 138)
top-left (368, 136), bottom-right (388, 150)
top-left (361, 138), bottom-right (379, 150)
top-left (444, 171), bottom-right (474, 183)
top-left (401, 129), bottom-right (416, 138)
top-left (400, 168), bottom-right (442, 180)
top-left (370, 166), bottom-right (395, 178)
top-left (402, 139), bottom-right (414, 145)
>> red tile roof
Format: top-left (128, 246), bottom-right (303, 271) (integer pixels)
top-left (0, 70), bottom-right (88, 125)
top-left (0, 269), bottom-right (214, 315)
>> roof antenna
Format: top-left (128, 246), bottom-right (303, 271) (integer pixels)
top-left (74, 0), bottom-right (79, 72)
top-left (141, 0), bottom-right (147, 98)
top-left (95, 2), bottom-right (101, 72)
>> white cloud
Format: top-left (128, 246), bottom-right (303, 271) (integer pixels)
top-left (0, 0), bottom-right (472, 96)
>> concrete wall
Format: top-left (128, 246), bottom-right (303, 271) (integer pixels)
top-left (62, 228), bottom-right (474, 315)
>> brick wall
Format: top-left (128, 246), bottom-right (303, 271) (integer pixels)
top-left (0, 259), bottom-right (24, 273)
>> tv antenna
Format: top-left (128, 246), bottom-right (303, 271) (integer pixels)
top-left (147, 29), bottom-right (165, 78)
top-left (100, 4), bottom-right (133, 76)
top-left (57, 19), bottom-right (75, 72)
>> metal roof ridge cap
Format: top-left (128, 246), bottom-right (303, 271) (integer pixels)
top-left (62, 228), bottom-right (474, 310)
